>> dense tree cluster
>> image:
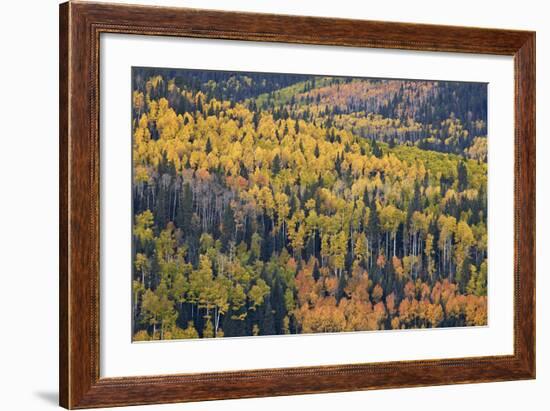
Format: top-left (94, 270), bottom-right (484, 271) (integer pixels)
top-left (131, 69), bottom-right (488, 341)
top-left (253, 77), bottom-right (487, 157)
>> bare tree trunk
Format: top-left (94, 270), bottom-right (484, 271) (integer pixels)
top-left (172, 183), bottom-right (177, 221)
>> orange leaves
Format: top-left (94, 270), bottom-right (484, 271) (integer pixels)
top-left (195, 168), bottom-right (211, 182)
top-left (295, 265), bottom-right (389, 333)
top-left (431, 281), bottom-right (442, 305)
top-left (296, 293), bottom-right (388, 333)
top-left (444, 293), bottom-right (487, 326)
top-left (371, 284), bottom-right (384, 304)
top-left (404, 281), bottom-right (416, 300)
top-left (397, 295), bottom-right (444, 329)
top-left (344, 269), bottom-right (370, 302)
top-left (419, 282), bottom-right (431, 301)
top-left (295, 265), bottom-right (315, 307)
top-left (397, 298), bottom-right (417, 326)
top-left (464, 295), bottom-right (488, 326)
top-left (324, 276), bottom-right (339, 297)
top-left (385, 292), bottom-right (397, 316)
top-left (297, 297), bottom-right (346, 334)
top-left (387, 278), bottom-right (486, 329)
top-left (392, 256), bottom-right (406, 280)
top-left (376, 253), bottom-right (386, 269)
top-left (444, 294), bottom-right (463, 322)
top-left (391, 317), bottom-right (401, 330)
top-left (426, 302), bottom-right (444, 327)
top-left (341, 298), bottom-right (374, 331)
top-left (440, 279), bottom-right (458, 306)
top-left (372, 302), bottom-right (387, 328)
top-left (225, 175), bottom-right (249, 191)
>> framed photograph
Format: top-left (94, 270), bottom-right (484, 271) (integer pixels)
top-left (59, 1), bottom-right (535, 408)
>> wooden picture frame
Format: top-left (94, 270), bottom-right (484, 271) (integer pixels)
top-left (59, 1), bottom-right (535, 408)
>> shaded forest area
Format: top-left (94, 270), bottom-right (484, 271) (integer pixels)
top-left (131, 68), bottom-right (488, 341)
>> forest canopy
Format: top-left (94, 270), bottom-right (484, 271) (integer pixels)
top-left (131, 67), bottom-right (488, 341)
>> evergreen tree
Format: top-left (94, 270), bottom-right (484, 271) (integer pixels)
top-left (371, 139), bottom-right (383, 158)
top-left (176, 182), bottom-right (193, 234)
top-left (220, 205), bottom-right (235, 251)
top-left (272, 154), bottom-right (282, 175)
top-left (368, 197), bottom-right (381, 261)
top-left (271, 277), bottom-right (286, 334)
top-left (260, 299), bottom-right (275, 335)
top-left (312, 261), bottom-right (321, 282)
top-left (457, 161), bottom-right (469, 192)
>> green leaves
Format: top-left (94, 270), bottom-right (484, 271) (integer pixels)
top-left (248, 279), bottom-right (270, 310)
top-left (133, 210), bottom-right (154, 246)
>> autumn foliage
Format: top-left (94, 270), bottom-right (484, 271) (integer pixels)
top-left (131, 68), bottom-right (488, 340)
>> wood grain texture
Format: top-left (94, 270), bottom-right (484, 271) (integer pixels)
top-left (514, 33), bottom-right (536, 374)
top-left (59, 2), bottom-right (69, 407)
top-left (59, 1), bottom-right (536, 408)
